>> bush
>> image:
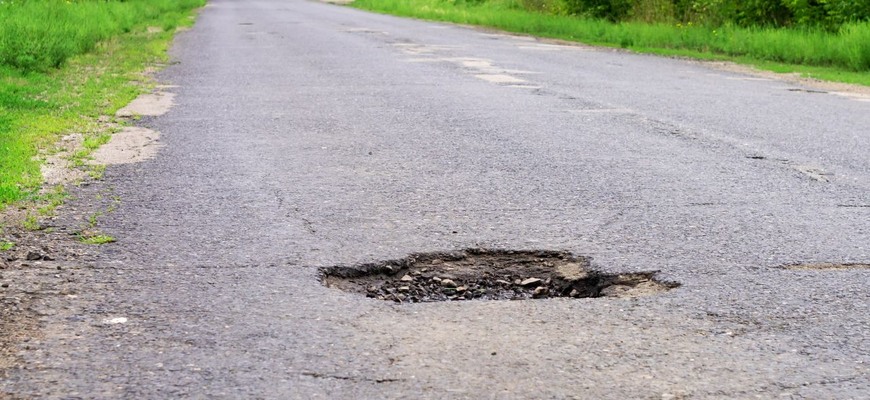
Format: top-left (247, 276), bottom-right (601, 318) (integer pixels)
top-left (518, 0), bottom-right (567, 14)
top-left (563, 0), bottom-right (632, 21)
top-left (521, 0), bottom-right (870, 28)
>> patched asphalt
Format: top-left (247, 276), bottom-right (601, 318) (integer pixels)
top-left (2, 0), bottom-right (869, 398)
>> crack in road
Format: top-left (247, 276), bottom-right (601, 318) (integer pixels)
top-left (301, 371), bottom-right (404, 384)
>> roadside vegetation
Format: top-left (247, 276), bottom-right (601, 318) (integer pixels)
top-left (352, 0), bottom-right (870, 84)
top-left (0, 0), bottom-right (205, 209)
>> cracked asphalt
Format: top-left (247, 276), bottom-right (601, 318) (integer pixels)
top-left (3, 0), bottom-right (870, 398)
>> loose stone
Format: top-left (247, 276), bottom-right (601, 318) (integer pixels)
top-left (520, 278), bottom-right (542, 287)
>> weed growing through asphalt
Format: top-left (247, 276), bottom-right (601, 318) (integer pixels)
top-left (86, 211), bottom-right (103, 228)
top-left (79, 234), bottom-right (116, 245)
top-left (35, 185), bottom-right (68, 217)
top-left (21, 214), bottom-right (40, 231)
top-left (71, 188), bottom-right (122, 244)
top-left (87, 165), bottom-right (107, 180)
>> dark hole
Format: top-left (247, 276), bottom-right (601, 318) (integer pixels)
top-left (320, 249), bottom-right (679, 303)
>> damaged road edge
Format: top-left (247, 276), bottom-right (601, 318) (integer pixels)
top-left (90, 87), bottom-right (176, 167)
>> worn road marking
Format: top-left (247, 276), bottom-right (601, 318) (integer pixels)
top-left (461, 60), bottom-right (492, 69)
top-left (568, 108), bottom-right (635, 114)
top-left (829, 91), bottom-right (870, 102)
top-left (793, 165), bottom-right (832, 182)
top-left (341, 28), bottom-right (388, 35)
top-left (475, 74), bottom-right (526, 84)
top-left (516, 44), bottom-right (585, 51)
top-left (402, 58), bottom-right (441, 63)
top-left (393, 44), bottom-right (537, 86)
top-left (725, 77), bottom-right (772, 81)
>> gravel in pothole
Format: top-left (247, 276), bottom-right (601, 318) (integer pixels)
top-left (321, 249), bottom-right (679, 303)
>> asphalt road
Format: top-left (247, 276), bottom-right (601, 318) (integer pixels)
top-left (4, 0), bottom-right (870, 398)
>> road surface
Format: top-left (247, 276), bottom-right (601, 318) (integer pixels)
top-left (4, 0), bottom-right (870, 398)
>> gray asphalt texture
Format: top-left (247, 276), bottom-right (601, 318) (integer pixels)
top-left (5, 0), bottom-right (870, 398)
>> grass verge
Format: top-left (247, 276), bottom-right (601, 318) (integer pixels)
top-left (351, 0), bottom-right (870, 86)
top-left (0, 0), bottom-right (205, 210)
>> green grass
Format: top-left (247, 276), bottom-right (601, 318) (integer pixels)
top-left (79, 234), bottom-right (116, 245)
top-left (352, 0), bottom-right (870, 85)
top-left (0, 241), bottom-right (13, 251)
top-left (21, 214), bottom-right (40, 231)
top-left (0, 0), bottom-right (205, 209)
top-left (0, 0), bottom-right (205, 73)
top-left (36, 185), bottom-right (69, 217)
top-left (87, 211), bottom-right (102, 228)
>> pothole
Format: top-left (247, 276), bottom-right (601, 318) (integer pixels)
top-left (784, 263), bottom-right (870, 270)
top-left (321, 249), bottom-right (679, 303)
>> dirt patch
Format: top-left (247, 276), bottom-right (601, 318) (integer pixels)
top-left (115, 90), bottom-right (175, 118)
top-left (322, 249), bottom-right (678, 303)
top-left (784, 263), bottom-right (870, 271)
top-left (40, 133), bottom-right (87, 187)
top-left (40, 88), bottom-right (176, 184)
top-left (90, 127), bottom-right (162, 165)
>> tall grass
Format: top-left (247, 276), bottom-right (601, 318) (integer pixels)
top-left (0, 0), bottom-right (204, 207)
top-left (353, 0), bottom-right (870, 72)
top-left (0, 0), bottom-right (204, 72)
